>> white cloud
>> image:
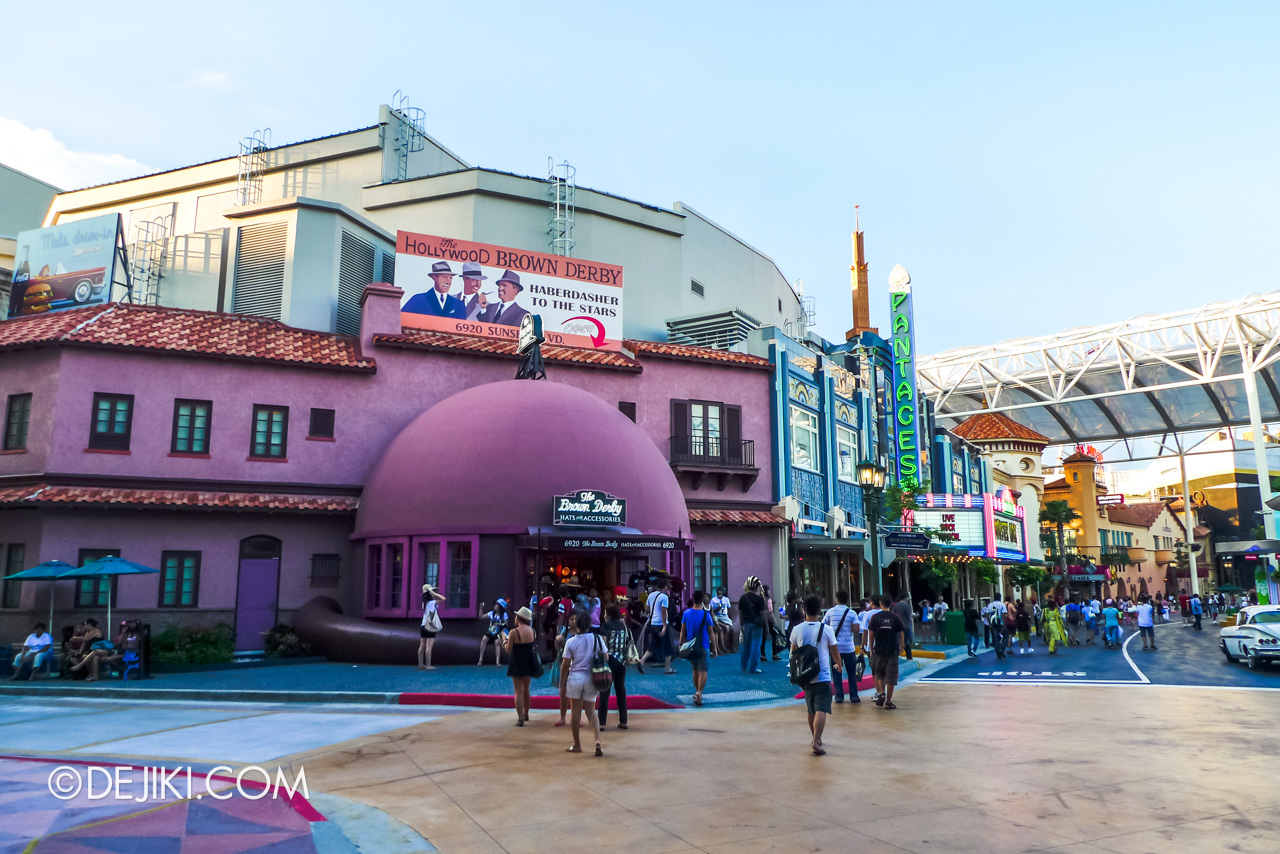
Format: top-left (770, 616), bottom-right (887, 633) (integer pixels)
top-left (189, 70), bottom-right (234, 91)
top-left (0, 117), bottom-right (152, 191)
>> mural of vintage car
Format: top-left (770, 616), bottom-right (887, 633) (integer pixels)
top-left (12, 266), bottom-right (108, 314)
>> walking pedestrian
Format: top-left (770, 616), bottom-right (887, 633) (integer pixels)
top-left (679, 590), bottom-right (718, 706)
top-left (597, 604), bottom-right (631, 729)
top-left (865, 594), bottom-right (906, 710)
top-left (920, 596), bottom-right (933, 640)
top-left (1135, 594), bottom-right (1157, 651)
top-left (1015, 600), bottom-right (1033, 654)
top-left (822, 589), bottom-right (861, 703)
top-left (933, 598), bottom-right (949, 643)
top-left (1191, 592), bottom-right (1204, 630)
top-left (638, 578), bottom-right (675, 674)
top-left (1043, 597), bottom-right (1067, 654)
top-left (554, 619), bottom-right (580, 727)
top-left (738, 576), bottom-right (767, 674)
top-left (893, 592), bottom-right (915, 659)
top-left (504, 606), bottom-right (540, 726)
top-left (764, 585), bottom-right (784, 662)
top-left (1082, 598), bottom-right (1096, 643)
top-left (790, 594), bottom-right (841, 755)
top-left (1003, 598), bottom-right (1018, 655)
top-left (1102, 599), bottom-right (1122, 648)
top-left (963, 599), bottom-right (980, 656)
top-left (988, 594), bottom-right (1008, 660)
top-left (1065, 597), bottom-right (1082, 645)
top-left (559, 611), bottom-right (604, 756)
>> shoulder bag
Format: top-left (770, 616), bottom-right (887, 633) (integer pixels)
top-left (678, 610), bottom-right (712, 659)
top-left (422, 605), bottom-right (443, 634)
top-left (591, 634), bottom-right (613, 692)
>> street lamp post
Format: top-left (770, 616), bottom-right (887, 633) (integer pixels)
top-left (857, 460), bottom-right (888, 596)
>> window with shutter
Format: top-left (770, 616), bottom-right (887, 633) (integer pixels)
top-left (724, 406), bottom-right (742, 465)
top-left (232, 222), bottom-right (288, 320)
top-left (88, 394), bottom-right (134, 451)
top-left (337, 230), bottom-right (376, 334)
top-left (670, 399), bottom-right (689, 459)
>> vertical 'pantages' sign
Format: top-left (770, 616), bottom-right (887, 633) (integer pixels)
top-left (396, 232), bottom-right (624, 351)
top-left (889, 265), bottom-right (919, 482)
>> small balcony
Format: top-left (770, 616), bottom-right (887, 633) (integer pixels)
top-left (669, 435), bottom-right (759, 492)
top-left (1153, 549), bottom-right (1175, 564)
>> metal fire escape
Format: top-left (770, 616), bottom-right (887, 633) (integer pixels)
top-left (235, 129), bottom-right (271, 206)
top-left (548, 158), bottom-right (576, 257)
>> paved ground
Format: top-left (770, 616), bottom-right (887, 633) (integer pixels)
top-left (923, 620), bottom-right (1280, 689)
top-left (7, 629), bottom-right (1279, 852)
top-left (281, 681), bottom-right (1280, 854)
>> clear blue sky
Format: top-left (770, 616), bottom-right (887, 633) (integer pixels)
top-left (4, 1), bottom-right (1277, 353)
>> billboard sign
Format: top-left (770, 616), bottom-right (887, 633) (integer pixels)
top-left (396, 232), bottom-right (623, 351)
top-left (553, 489), bottom-right (627, 527)
top-left (913, 493), bottom-right (1028, 560)
top-left (888, 265), bottom-right (919, 483)
top-left (7, 214), bottom-right (124, 319)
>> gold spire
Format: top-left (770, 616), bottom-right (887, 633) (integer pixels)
top-left (846, 206), bottom-right (876, 340)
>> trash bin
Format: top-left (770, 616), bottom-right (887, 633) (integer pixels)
top-left (945, 611), bottom-right (966, 646)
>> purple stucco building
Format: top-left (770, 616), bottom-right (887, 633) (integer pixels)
top-left (0, 285), bottom-right (785, 650)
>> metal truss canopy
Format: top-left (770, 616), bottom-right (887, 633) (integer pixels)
top-left (917, 292), bottom-right (1280, 444)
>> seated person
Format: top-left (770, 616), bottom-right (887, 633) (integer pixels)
top-left (9, 622), bottom-right (54, 680)
top-left (99, 621), bottom-right (143, 678)
top-left (67, 619), bottom-right (105, 681)
top-left (59, 622), bottom-right (88, 676)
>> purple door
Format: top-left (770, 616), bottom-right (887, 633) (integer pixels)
top-left (235, 558), bottom-right (279, 650)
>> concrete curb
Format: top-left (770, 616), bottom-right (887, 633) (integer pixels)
top-left (0, 685), bottom-right (403, 705)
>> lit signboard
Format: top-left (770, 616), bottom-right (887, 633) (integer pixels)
top-left (889, 265), bottom-right (919, 483)
top-left (914, 493), bottom-right (1028, 561)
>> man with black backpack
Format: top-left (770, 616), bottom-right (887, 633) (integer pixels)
top-left (789, 595), bottom-right (841, 756)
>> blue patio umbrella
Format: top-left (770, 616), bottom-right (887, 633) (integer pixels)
top-left (4, 560), bottom-right (78, 629)
top-left (58, 556), bottom-right (160, 628)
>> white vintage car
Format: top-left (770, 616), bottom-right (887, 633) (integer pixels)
top-left (1220, 605), bottom-right (1280, 670)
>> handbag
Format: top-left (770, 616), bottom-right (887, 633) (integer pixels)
top-left (591, 635), bottom-right (613, 692)
top-left (625, 628), bottom-right (640, 665)
top-left (423, 607), bottom-right (443, 634)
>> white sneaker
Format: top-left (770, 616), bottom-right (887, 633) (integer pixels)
top-left (1028, 648), bottom-right (1035, 653)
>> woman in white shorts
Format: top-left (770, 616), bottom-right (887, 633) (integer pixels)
top-left (559, 611), bottom-right (604, 756)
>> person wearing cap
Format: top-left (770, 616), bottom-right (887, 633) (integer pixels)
top-left (458, 261), bottom-right (487, 320)
top-left (478, 270), bottom-right (530, 326)
top-left (403, 261), bottom-right (466, 318)
top-left (478, 599), bottom-right (509, 666)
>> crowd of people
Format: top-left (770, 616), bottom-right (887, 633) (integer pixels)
top-left (477, 575), bottom-right (915, 757)
top-left (7, 618), bottom-right (143, 681)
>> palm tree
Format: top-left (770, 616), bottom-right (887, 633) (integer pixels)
top-left (1041, 500), bottom-right (1081, 576)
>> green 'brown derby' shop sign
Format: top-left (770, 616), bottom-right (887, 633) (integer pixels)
top-left (553, 489), bottom-right (627, 527)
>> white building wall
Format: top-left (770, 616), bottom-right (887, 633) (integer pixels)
top-left (38, 106), bottom-right (798, 343)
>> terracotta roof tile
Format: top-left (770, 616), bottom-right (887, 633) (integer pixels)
top-left (688, 508), bottom-right (786, 526)
top-left (1043, 477), bottom-right (1067, 489)
top-left (375, 328), bottom-right (640, 370)
top-left (1106, 501), bottom-right (1182, 531)
top-left (624, 339), bottom-right (772, 370)
top-left (0, 484), bottom-right (357, 513)
top-left (0, 304), bottom-right (375, 371)
top-left (951, 412), bottom-right (1050, 444)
